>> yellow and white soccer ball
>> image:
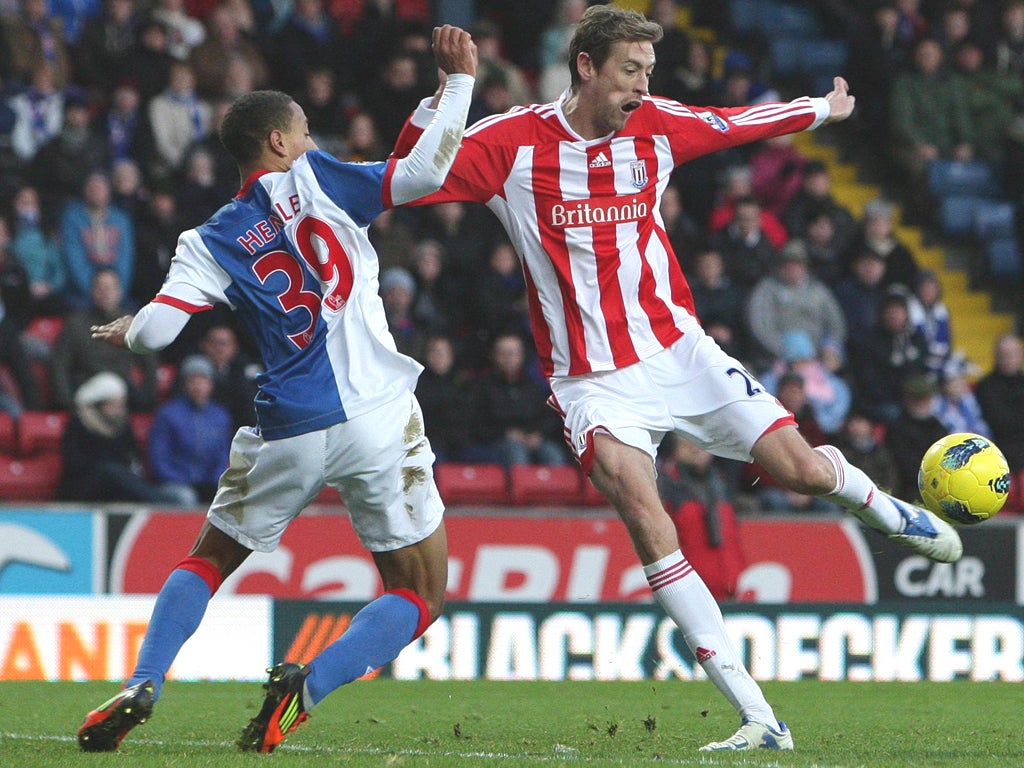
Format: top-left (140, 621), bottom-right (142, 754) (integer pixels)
top-left (918, 433), bottom-right (1011, 525)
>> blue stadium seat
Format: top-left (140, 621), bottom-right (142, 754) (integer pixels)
top-left (769, 38), bottom-right (803, 78)
top-left (938, 195), bottom-right (988, 237)
top-left (759, 1), bottom-right (823, 37)
top-left (927, 160), bottom-right (1000, 199)
top-left (731, 0), bottom-right (823, 39)
top-left (973, 201), bottom-right (1016, 241)
top-left (984, 237), bottom-right (1022, 280)
top-left (800, 39), bottom-right (849, 76)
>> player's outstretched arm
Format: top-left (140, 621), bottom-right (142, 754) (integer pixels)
top-left (822, 76), bottom-right (855, 125)
top-left (91, 315), bottom-right (134, 348)
top-left (389, 25), bottom-right (476, 205)
top-left (92, 302), bottom-right (191, 354)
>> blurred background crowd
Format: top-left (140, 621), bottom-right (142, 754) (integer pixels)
top-left (0, 0), bottom-right (1021, 516)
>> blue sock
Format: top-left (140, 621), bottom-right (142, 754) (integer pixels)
top-left (128, 568), bottom-right (213, 700)
top-left (305, 592), bottom-right (422, 706)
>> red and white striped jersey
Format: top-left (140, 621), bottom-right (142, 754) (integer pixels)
top-left (396, 93), bottom-right (830, 378)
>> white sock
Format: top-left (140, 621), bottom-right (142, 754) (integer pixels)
top-left (644, 550), bottom-right (778, 728)
top-left (815, 445), bottom-right (903, 532)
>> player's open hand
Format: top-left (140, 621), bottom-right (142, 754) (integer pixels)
top-left (823, 76), bottom-right (855, 124)
top-left (90, 315), bottom-right (134, 348)
top-left (432, 24), bottom-right (477, 78)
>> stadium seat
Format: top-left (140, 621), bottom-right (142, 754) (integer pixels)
top-left (434, 463), bottom-right (509, 505)
top-left (768, 37), bottom-right (802, 79)
top-left (938, 195), bottom-right (989, 237)
top-left (0, 451), bottom-right (61, 501)
top-left (23, 315), bottom-right (65, 349)
top-left (130, 412), bottom-right (154, 451)
top-left (927, 160), bottom-right (1000, 199)
top-left (973, 201), bottom-right (1016, 241)
top-left (984, 237), bottom-right (1022, 281)
top-left (509, 465), bottom-right (584, 506)
top-left (17, 410), bottom-right (68, 456)
top-left (157, 363), bottom-right (178, 401)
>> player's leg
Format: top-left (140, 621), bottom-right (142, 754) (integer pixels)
top-left (78, 522), bottom-right (252, 751)
top-left (589, 433), bottom-right (790, 749)
top-left (238, 390), bottom-right (445, 752)
top-left (752, 426), bottom-right (962, 563)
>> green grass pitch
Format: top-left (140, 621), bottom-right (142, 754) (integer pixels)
top-left (1, 679), bottom-right (1019, 767)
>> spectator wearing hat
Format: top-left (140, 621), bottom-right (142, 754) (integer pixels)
top-left (934, 354), bottom-right (990, 438)
top-left (380, 266), bottom-right (427, 362)
top-left (761, 330), bottom-right (852, 436)
top-left (148, 354), bottom-right (233, 505)
top-left (848, 288), bottom-right (930, 423)
top-left (844, 197), bottom-right (919, 292)
top-left (884, 373), bottom-right (949, 501)
top-left (746, 238), bottom-right (847, 366)
top-left (58, 371), bottom-right (180, 503)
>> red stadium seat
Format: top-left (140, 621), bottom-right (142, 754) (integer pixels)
top-left (131, 413), bottom-right (154, 449)
top-left (23, 315), bottom-right (65, 348)
top-left (509, 465), bottom-right (584, 506)
top-left (157, 364), bottom-right (178, 401)
top-left (1002, 470), bottom-right (1024, 515)
top-left (17, 411), bottom-right (69, 456)
top-left (0, 452), bottom-right (61, 501)
top-left (434, 463), bottom-right (509, 505)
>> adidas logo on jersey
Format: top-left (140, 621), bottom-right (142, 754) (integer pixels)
top-left (589, 152), bottom-right (611, 168)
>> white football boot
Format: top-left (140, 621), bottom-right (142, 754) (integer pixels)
top-left (883, 493), bottom-right (963, 563)
top-left (699, 718), bottom-right (794, 751)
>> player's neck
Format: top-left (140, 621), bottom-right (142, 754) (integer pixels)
top-left (562, 93), bottom-right (603, 141)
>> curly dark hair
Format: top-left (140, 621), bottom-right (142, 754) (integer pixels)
top-left (219, 90), bottom-right (296, 166)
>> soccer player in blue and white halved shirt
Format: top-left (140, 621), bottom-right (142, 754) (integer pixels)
top-left (77, 25), bottom-right (477, 754)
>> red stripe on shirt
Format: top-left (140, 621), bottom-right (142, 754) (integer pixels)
top-left (587, 143), bottom-right (638, 369)
top-left (533, 141), bottom-right (590, 375)
top-left (522, 260), bottom-right (555, 378)
top-left (631, 138), bottom-right (685, 347)
top-left (153, 294), bottom-right (213, 313)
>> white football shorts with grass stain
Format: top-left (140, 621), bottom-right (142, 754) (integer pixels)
top-left (208, 389), bottom-right (443, 553)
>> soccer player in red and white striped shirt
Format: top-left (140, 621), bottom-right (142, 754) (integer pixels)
top-left (397, 5), bottom-right (963, 752)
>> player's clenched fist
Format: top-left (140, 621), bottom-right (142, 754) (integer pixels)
top-left (432, 24), bottom-right (476, 78)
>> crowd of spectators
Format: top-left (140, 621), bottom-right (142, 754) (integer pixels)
top-left (0, 0), bottom-right (1021, 512)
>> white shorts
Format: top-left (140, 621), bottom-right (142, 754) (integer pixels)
top-left (208, 389), bottom-right (444, 553)
top-left (549, 327), bottom-right (794, 472)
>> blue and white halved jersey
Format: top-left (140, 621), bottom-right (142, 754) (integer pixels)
top-left (154, 150), bottom-right (422, 440)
